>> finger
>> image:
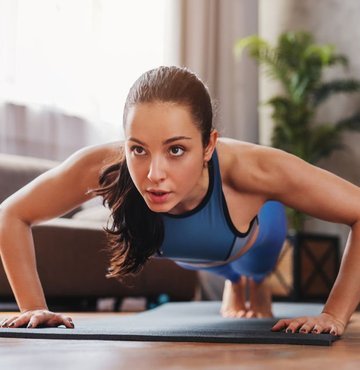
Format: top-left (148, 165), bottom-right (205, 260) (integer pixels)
top-left (284, 318), bottom-right (307, 333)
top-left (1, 317), bottom-right (18, 328)
top-left (63, 316), bottom-right (75, 329)
top-left (327, 324), bottom-right (341, 336)
top-left (0, 318), bottom-right (8, 327)
top-left (299, 322), bottom-right (321, 334)
top-left (27, 312), bottom-right (46, 328)
top-left (312, 321), bottom-right (340, 335)
top-left (310, 324), bottom-right (324, 334)
top-left (9, 315), bottom-right (31, 328)
top-left (7, 320), bottom-right (18, 328)
top-left (27, 318), bottom-right (36, 329)
top-left (45, 315), bottom-right (75, 329)
top-left (271, 319), bottom-right (292, 331)
top-left (330, 325), bottom-right (338, 336)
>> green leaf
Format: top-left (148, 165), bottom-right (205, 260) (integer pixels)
top-left (234, 31), bottom-right (360, 164)
top-left (329, 54), bottom-right (349, 68)
top-left (304, 44), bottom-right (335, 65)
top-left (312, 79), bottom-right (360, 106)
top-left (336, 113), bottom-right (360, 131)
top-left (234, 35), bottom-right (270, 60)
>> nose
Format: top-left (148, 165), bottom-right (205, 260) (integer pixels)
top-left (147, 156), bottom-right (166, 183)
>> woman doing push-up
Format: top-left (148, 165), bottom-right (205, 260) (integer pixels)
top-left (0, 66), bottom-right (360, 336)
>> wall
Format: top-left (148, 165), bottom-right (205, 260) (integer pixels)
top-left (259, 0), bottom-right (360, 249)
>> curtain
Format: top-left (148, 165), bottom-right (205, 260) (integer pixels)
top-left (0, 101), bottom-right (104, 160)
top-left (0, 0), bottom-right (168, 160)
top-left (177, 0), bottom-right (259, 143)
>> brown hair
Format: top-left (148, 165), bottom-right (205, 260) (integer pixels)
top-left (95, 66), bottom-right (214, 282)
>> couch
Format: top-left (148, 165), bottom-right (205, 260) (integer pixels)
top-left (0, 153), bottom-right (198, 311)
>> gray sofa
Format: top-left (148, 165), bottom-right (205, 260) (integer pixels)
top-left (0, 153), bottom-right (198, 310)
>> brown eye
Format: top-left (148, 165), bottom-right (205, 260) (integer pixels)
top-left (169, 146), bottom-right (185, 157)
top-left (131, 146), bottom-right (146, 156)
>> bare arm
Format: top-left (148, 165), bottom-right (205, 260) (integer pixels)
top-left (266, 149), bottom-right (360, 325)
top-left (232, 144), bottom-right (360, 334)
top-left (0, 142), bottom-right (120, 323)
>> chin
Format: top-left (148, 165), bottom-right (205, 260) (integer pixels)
top-left (144, 199), bottom-right (174, 213)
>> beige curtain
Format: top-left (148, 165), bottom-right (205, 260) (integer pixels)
top-left (0, 0), bottom-right (168, 160)
top-left (0, 102), bottom-right (103, 161)
top-left (176, 0), bottom-right (259, 143)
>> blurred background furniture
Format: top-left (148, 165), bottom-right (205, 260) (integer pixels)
top-left (0, 153), bottom-right (198, 311)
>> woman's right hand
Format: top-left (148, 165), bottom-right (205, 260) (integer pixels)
top-left (0, 309), bottom-right (75, 329)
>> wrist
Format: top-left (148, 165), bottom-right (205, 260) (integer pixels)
top-left (321, 309), bottom-right (348, 328)
top-left (20, 306), bottom-right (49, 313)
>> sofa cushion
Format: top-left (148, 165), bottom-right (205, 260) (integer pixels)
top-left (0, 153), bottom-right (58, 203)
top-left (72, 205), bottom-right (112, 223)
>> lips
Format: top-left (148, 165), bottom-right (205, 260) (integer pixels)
top-left (146, 189), bottom-right (171, 204)
top-left (149, 190), bottom-right (168, 195)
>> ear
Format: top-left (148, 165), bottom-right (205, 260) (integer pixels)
top-left (203, 129), bottom-right (218, 162)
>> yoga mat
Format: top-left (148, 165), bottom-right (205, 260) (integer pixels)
top-left (0, 301), bottom-right (339, 346)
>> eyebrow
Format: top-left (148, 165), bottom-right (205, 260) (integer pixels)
top-left (128, 136), bottom-right (192, 146)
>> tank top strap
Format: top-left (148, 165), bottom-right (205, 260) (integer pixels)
top-left (210, 148), bottom-right (224, 203)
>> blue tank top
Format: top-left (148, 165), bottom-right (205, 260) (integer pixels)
top-left (156, 149), bottom-right (259, 264)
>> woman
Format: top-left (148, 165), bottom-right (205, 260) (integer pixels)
top-left (0, 66), bottom-right (359, 336)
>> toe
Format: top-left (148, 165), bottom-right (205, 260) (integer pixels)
top-left (245, 310), bottom-right (256, 318)
top-left (235, 310), bottom-right (246, 318)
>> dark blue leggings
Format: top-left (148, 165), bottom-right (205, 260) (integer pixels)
top-left (175, 201), bottom-right (287, 284)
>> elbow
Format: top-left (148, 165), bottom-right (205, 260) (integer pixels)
top-left (0, 204), bottom-right (31, 229)
top-left (0, 204), bottom-right (9, 222)
top-left (0, 206), bottom-right (31, 256)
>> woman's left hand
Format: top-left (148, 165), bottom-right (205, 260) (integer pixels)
top-left (271, 312), bottom-right (346, 336)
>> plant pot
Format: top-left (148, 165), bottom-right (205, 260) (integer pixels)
top-left (269, 232), bottom-right (340, 302)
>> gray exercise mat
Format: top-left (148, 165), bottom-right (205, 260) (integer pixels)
top-left (0, 301), bottom-right (339, 346)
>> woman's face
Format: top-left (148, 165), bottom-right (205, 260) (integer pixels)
top-left (124, 102), bottom-right (216, 214)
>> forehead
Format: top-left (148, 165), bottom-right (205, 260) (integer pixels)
top-left (124, 102), bottom-right (200, 137)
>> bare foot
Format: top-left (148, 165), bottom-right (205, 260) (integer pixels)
top-left (220, 276), bottom-right (248, 318)
top-left (220, 275), bottom-right (274, 319)
top-left (246, 276), bottom-right (273, 318)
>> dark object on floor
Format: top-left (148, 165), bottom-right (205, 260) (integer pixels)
top-left (0, 302), bottom-right (339, 346)
top-left (270, 233), bottom-right (340, 301)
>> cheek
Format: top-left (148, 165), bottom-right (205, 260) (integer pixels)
top-left (173, 159), bottom-right (203, 186)
top-left (126, 158), bottom-right (146, 185)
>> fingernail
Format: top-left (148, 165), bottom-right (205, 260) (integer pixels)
top-left (300, 329), bottom-right (306, 333)
top-left (312, 329), bottom-right (319, 334)
top-left (286, 329), bottom-right (292, 333)
top-left (27, 323), bottom-right (32, 329)
top-left (330, 330), bottom-right (336, 336)
top-left (9, 323), bottom-right (15, 327)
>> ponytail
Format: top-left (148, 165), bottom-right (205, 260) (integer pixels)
top-left (94, 150), bottom-right (163, 282)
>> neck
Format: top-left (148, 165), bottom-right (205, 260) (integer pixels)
top-left (168, 165), bottom-right (210, 215)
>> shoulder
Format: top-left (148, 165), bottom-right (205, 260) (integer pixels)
top-left (216, 137), bottom-right (299, 197)
top-left (66, 140), bottom-right (123, 168)
top-left (59, 140), bottom-right (124, 188)
top-left (0, 140), bottom-right (125, 223)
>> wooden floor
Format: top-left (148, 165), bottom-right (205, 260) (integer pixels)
top-left (0, 310), bottom-right (359, 370)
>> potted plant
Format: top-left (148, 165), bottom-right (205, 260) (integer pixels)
top-left (234, 31), bottom-right (360, 300)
